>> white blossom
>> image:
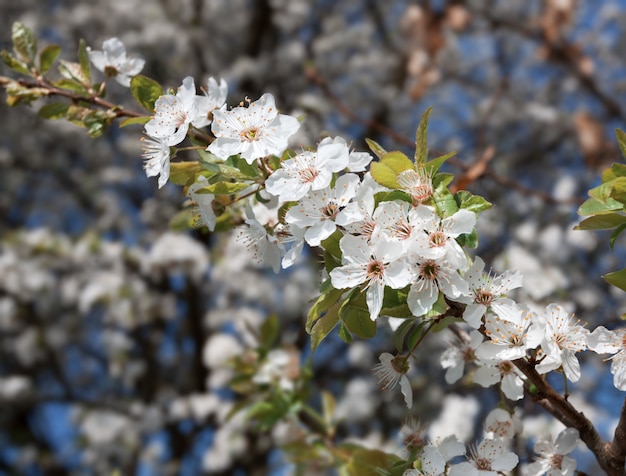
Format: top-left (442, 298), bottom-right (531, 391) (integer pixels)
top-left (526, 428), bottom-right (579, 476)
top-left (285, 173), bottom-right (360, 246)
top-left (265, 140), bottom-right (349, 202)
top-left (535, 304), bottom-right (588, 382)
top-left (140, 135), bottom-right (171, 189)
top-left (459, 256), bottom-right (523, 328)
top-left (330, 234), bottom-right (412, 321)
top-left (208, 93), bottom-right (300, 163)
top-left (372, 352), bottom-right (413, 408)
top-left (87, 37), bottom-right (144, 87)
top-left (193, 77), bottom-right (228, 128)
top-left (587, 326), bottom-right (626, 391)
top-left (187, 175), bottom-right (216, 231)
top-left (441, 330), bottom-right (483, 384)
top-left (144, 77), bottom-right (199, 146)
top-left (448, 438), bottom-right (518, 476)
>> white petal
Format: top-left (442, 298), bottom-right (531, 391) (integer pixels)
top-left (554, 428), bottom-right (579, 455)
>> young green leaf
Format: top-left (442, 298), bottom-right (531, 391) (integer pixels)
top-left (414, 106), bottom-right (433, 165)
top-left (370, 161), bottom-right (400, 189)
top-left (12, 22), bottom-right (37, 66)
top-left (365, 138), bottom-right (387, 160)
top-left (38, 44), bottom-right (61, 75)
top-left (130, 75), bottom-right (163, 112)
top-left (575, 213), bottom-right (626, 231)
top-left (604, 268), bottom-right (626, 292)
top-left (77, 39), bottom-right (91, 82)
top-left (38, 102), bottom-right (70, 120)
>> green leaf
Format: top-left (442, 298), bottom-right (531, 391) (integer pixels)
top-left (370, 161), bottom-right (400, 189)
top-left (381, 151), bottom-right (414, 174)
top-left (321, 391), bottom-right (335, 428)
top-left (365, 138), bottom-right (387, 160)
top-left (432, 173), bottom-right (458, 216)
top-left (77, 39), bottom-right (91, 83)
top-left (337, 322), bottom-right (353, 343)
top-left (200, 181), bottom-right (251, 195)
top-left (1, 50), bottom-right (30, 75)
top-left (130, 75), bottom-right (163, 112)
top-left (575, 213), bottom-right (626, 231)
top-left (119, 116), bottom-right (150, 128)
top-left (321, 230), bottom-right (343, 273)
top-left (617, 129), bottom-right (626, 161)
top-left (424, 150), bottom-right (456, 175)
top-left (38, 102), bottom-right (69, 120)
top-left (259, 314), bottom-right (279, 352)
top-left (306, 281), bottom-right (345, 332)
top-left (346, 448), bottom-right (398, 476)
top-left (457, 228), bottom-right (479, 249)
top-left (340, 291), bottom-right (376, 339)
top-left (393, 319), bottom-right (418, 352)
top-left (610, 223), bottom-right (626, 250)
top-left (169, 162), bottom-right (204, 186)
top-left (612, 163), bottom-right (626, 179)
top-left (226, 154), bottom-right (259, 179)
top-left (38, 44), bottom-right (61, 74)
top-left (375, 190), bottom-right (412, 206)
top-left (611, 177), bottom-right (626, 204)
top-left (578, 196), bottom-right (624, 216)
top-left (53, 78), bottom-right (88, 95)
top-left (414, 106), bottom-right (433, 166)
top-left (456, 191), bottom-right (492, 213)
top-left (12, 22), bottom-right (37, 65)
top-left (604, 268), bottom-right (626, 292)
top-left (310, 302), bottom-right (341, 351)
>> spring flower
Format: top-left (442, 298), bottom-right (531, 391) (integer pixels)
top-left (187, 175), bottom-right (216, 231)
top-left (448, 438), bottom-right (518, 476)
top-left (417, 435), bottom-right (466, 476)
top-left (87, 37), bottom-right (145, 87)
top-left (410, 205), bottom-right (476, 270)
top-left (318, 136), bottom-right (373, 172)
top-left (141, 135), bottom-right (171, 188)
top-left (284, 173), bottom-right (360, 246)
top-left (587, 326), bottom-right (626, 391)
top-left (440, 330), bottom-right (483, 384)
top-left (144, 76), bottom-right (199, 146)
top-left (475, 307), bottom-right (543, 361)
top-left (483, 408), bottom-right (519, 440)
top-left (397, 168), bottom-right (433, 206)
top-left (265, 140), bottom-right (349, 202)
top-left (193, 77), bottom-right (228, 128)
top-left (459, 256), bottom-right (523, 328)
top-left (208, 93), bottom-right (300, 163)
top-left (407, 256), bottom-right (469, 318)
top-left (238, 217), bottom-right (284, 274)
top-left (372, 352), bottom-right (412, 408)
top-left (474, 359), bottom-right (525, 401)
top-left (526, 428), bottom-right (579, 476)
top-left (329, 234), bottom-right (412, 321)
top-left (535, 304), bottom-right (589, 382)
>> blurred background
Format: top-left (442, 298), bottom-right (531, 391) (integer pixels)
top-left (1, 0), bottom-right (626, 474)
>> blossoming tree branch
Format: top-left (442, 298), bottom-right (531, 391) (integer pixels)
top-left (4, 21), bottom-right (626, 476)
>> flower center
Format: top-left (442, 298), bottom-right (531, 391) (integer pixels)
top-left (550, 453), bottom-right (564, 469)
top-left (418, 260), bottom-right (439, 281)
top-left (498, 360), bottom-right (514, 374)
top-left (474, 458), bottom-right (492, 470)
top-left (475, 289), bottom-right (493, 305)
top-left (429, 230), bottom-right (447, 247)
top-left (393, 220), bottom-right (412, 240)
top-left (240, 127), bottom-right (260, 142)
top-left (366, 259), bottom-right (385, 281)
top-left (298, 166), bottom-right (319, 183)
top-left (321, 202), bottom-right (340, 219)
